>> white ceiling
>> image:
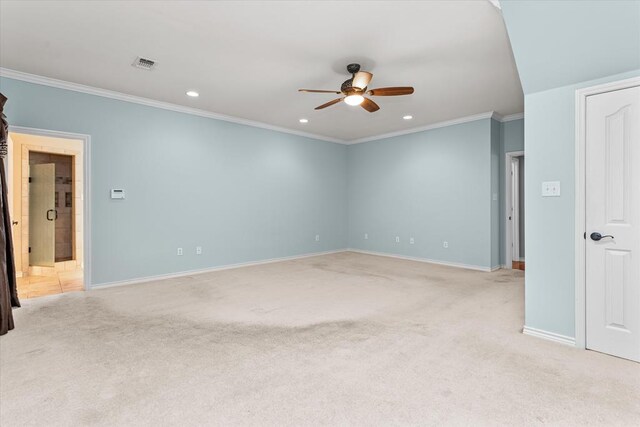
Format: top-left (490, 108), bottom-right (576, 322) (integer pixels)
top-left (0, 1), bottom-right (523, 142)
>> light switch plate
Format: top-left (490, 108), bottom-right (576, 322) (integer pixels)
top-left (542, 181), bottom-right (560, 197)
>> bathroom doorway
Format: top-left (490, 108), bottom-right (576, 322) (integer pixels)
top-left (8, 131), bottom-right (86, 299)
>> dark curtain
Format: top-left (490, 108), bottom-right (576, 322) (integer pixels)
top-left (0, 92), bottom-right (20, 336)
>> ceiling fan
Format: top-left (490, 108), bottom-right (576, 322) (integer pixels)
top-left (299, 63), bottom-right (414, 113)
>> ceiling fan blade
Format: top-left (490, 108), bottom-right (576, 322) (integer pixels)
top-left (361, 97), bottom-right (380, 113)
top-left (367, 87), bottom-right (414, 96)
top-left (299, 89), bottom-right (341, 94)
top-left (315, 98), bottom-right (344, 110)
top-left (352, 71), bottom-right (373, 90)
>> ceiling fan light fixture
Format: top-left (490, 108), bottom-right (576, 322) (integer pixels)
top-left (344, 94), bottom-right (365, 106)
top-left (299, 63), bottom-right (414, 112)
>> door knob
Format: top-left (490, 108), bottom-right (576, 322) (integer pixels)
top-left (590, 232), bottom-right (614, 241)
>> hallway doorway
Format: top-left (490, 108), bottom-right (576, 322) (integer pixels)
top-left (505, 151), bottom-right (525, 271)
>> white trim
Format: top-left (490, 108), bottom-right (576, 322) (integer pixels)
top-left (0, 68), bottom-right (344, 145)
top-left (574, 75), bottom-right (640, 350)
top-left (92, 249), bottom-right (348, 289)
top-left (6, 134), bottom-right (13, 213)
top-left (347, 248), bottom-right (500, 272)
top-left (523, 326), bottom-right (576, 347)
top-left (8, 126), bottom-right (92, 289)
top-left (348, 111), bottom-right (523, 145)
top-left (348, 112), bottom-right (496, 144)
top-left (500, 112), bottom-right (524, 122)
top-left (505, 150), bottom-right (524, 269)
top-left (0, 67), bottom-right (524, 145)
top-left (511, 156), bottom-right (521, 263)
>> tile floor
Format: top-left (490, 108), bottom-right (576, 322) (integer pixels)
top-left (16, 269), bottom-right (84, 299)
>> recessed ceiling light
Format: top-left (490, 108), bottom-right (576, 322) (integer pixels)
top-left (299, 118), bottom-right (309, 123)
top-left (186, 91), bottom-right (199, 98)
top-left (403, 115), bottom-right (413, 120)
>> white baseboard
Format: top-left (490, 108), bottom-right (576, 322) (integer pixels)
top-left (91, 249), bottom-right (348, 289)
top-left (522, 326), bottom-right (576, 347)
top-left (347, 248), bottom-right (498, 272)
top-left (91, 248), bottom-right (501, 290)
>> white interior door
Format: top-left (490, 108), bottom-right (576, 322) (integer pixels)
top-left (585, 85), bottom-right (640, 362)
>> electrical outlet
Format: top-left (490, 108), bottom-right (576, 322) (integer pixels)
top-left (443, 241), bottom-right (449, 249)
top-left (364, 233), bottom-right (368, 240)
top-left (315, 234), bottom-right (320, 242)
top-left (196, 246), bottom-right (202, 255)
top-left (409, 237), bottom-right (415, 244)
top-left (395, 236), bottom-right (400, 243)
top-left (177, 248), bottom-right (183, 256)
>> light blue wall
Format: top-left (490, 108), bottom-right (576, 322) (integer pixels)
top-left (1, 77), bottom-right (525, 286)
top-left (502, 119), bottom-right (525, 153)
top-left (523, 69), bottom-right (640, 337)
top-left (501, 0), bottom-right (640, 94)
top-left (0, 77), bottom-right (348, 286)
top-left (502, 0), bottom-right (640, 338)
top-left (498, 119), bottom-right (525, 265)
top-left (347, 119), bottom-right (498, 269)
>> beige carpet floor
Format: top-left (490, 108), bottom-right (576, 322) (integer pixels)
top-left (1, 252), bottom-right (638, 426)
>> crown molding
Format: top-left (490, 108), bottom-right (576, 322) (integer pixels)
top-left (348, 111), bottom-right (497, 144)
top-left (0, 67), bottom-right (346, 144)
top-left (0, 67), bottom-right (524, 145)
top-left (348, 110), bottom-right (524, 144)
top-left (499, 112), bottom-right (525, 122)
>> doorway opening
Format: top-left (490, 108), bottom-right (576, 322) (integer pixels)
top-left (505, 151), bottom-right (524, 270)
top-left (7, 130), bottom-right (86, 299)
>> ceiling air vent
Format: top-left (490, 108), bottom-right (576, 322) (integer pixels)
top-left (132, 56), bottom-right (156, 70)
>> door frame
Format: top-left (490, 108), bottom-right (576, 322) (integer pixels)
top-left (505, 150), bottom-right (524, 269)
top-left (574, 76), bottom-right (640, 349)
top-left (7, 126), bottom-right (92, 289)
